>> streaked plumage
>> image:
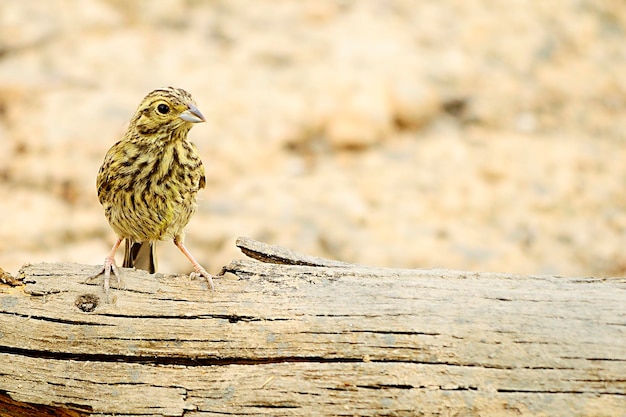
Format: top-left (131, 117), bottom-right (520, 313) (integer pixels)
top-left (89, 87), bottom-right (214, 298)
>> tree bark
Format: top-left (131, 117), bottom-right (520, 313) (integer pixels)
top-left (0, 237), bottom-right (624, 416)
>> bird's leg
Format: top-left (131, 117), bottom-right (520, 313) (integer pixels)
top-left (85, 237), bottom-right (123, 297)
top-left (174, 235), bottom-right (215, 291)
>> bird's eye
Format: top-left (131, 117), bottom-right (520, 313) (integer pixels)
top-left (157, 103), bottom-right (170, 114)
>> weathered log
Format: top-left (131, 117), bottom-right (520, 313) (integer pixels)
top-left (0, 237), bottom-right (624, 416)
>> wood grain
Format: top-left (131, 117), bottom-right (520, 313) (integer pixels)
top-left (0, 238), bottom-right (624, 416)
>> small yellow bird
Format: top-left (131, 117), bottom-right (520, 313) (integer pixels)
top-left (90, 87), bottom-right (214, 297)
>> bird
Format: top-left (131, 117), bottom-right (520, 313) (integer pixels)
top-left (88, 87), bottom-right (214, 298)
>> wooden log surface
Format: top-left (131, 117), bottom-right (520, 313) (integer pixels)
top-left (0, 237), bottom-right (625, 416)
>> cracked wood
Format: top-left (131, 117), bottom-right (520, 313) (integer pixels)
top-left (0, 237), bottom-right (625, 416)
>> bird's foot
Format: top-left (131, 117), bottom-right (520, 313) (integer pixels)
top-left (85, 257), bottom-right (121, 300)
top-left (189, 266), bottom-right (215, 292)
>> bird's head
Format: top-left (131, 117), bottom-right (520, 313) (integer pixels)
top-left (130, 87), bottom-right (205, 137)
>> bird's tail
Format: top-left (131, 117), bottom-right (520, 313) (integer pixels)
top-left (123, 240), bottom-right (157, 273)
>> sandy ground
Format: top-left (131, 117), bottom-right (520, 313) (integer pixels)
top-left (0, 0), bottom-right (625, 279)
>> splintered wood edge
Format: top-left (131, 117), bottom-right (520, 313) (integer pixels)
top-left (0, 266), bottom-right (20, 286)
top-left (0, 391), bottom-right (87, 417)
top-left (234, 236), bottom-right (354, 267)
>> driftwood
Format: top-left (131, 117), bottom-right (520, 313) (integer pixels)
top-left (0, 236), bottom-right (625, 417)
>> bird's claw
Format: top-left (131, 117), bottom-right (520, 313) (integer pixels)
top-left (189, 267), bottom-right (215, 292)
top-left (85, 257), bottom-right (122, 301)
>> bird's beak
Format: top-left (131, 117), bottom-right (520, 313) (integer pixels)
top-left (179, 104), bottom-right (206, 123)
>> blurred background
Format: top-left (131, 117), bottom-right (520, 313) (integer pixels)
top-left (0, 0), bottom-right (625, 278)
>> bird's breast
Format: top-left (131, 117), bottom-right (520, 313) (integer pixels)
top-left (99, 140), bottom-right (202, 241)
